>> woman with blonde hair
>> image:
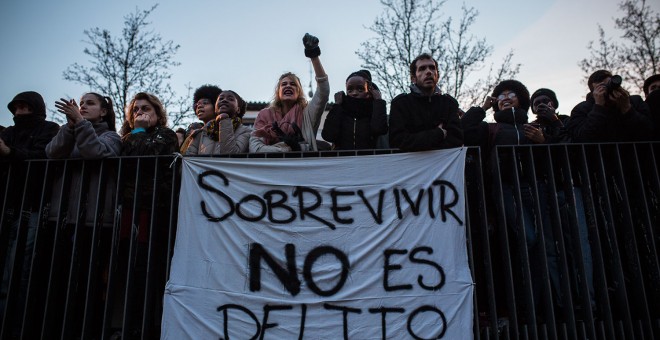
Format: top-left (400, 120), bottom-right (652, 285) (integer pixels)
top-left (250, 33), bottom-right (329, 152)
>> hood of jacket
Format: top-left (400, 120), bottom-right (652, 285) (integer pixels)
top-left (7, 91), bottom-right (46, 117)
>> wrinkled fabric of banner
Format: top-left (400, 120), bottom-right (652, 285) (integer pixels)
top-left (162, 148), bottom-right (473, 339)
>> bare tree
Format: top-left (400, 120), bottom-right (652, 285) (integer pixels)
top-left (357, 0), bottom-right (446, 101)
top-left (580, 0), bottom-right (659, 93)
top-left (63, 5), bottom-right (183, 125)
top-left (357, 0), bottom-right (520, 108)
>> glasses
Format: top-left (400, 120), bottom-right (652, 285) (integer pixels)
top-left (497, 92), bottom-right (516, 101)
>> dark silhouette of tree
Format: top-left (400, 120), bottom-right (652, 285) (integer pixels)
top-left (357, 0), bottom-right (520, 108)
top-left (580, 0), bottom-right (659, 93)
top-left (63, 5), bottom-right (184, 125)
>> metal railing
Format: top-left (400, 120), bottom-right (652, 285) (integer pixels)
top-left (0, 143), bottom-right (658, 339)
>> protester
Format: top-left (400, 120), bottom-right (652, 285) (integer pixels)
top-left (175, 127), bottom-right (186, 149)
top-left (531, 88), bottom-right (595, 310)
top-left (250, 33), bottom-right (329, 152)
top-left (46, 93), bottom-right (121, 158)
top-left (0, 91), bottom-right (59, 334)
top-left (388, 53), bottom-right (463, 151)
top-left (643, 74), bottom-right (660, 140)
top-left (567, 70), bottom-right (652, 142)
top-left (120, 92), bottom-right (179, 155)
top-left (0, 91), bottom-right (59, 159)
top-left (184, 90), bottom-right (251, 155)
top-left (321, 69), bottom-right (388, 150)
top-left (116, 92), bottom-right (178, 338)
top-left (527, 88), bottom-right (570, 144)
top-left (44, 92), bottom-right (121, 335)
top-left (463, 80), bottom-right (563, 311)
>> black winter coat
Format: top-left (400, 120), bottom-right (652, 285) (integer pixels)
top-left (645, 90), bottom-right (660, 141)
top-left (322, 96), bottom-right (388, 150)
top-left (530, 114), bottom-right (571, 144)
top-left (566, 94), bottom-right (652, 142)
top-left (0, 115), bottom-right (59, 159)
top-left (389, 88), bottom-right (463, 151)
top-left (462, 106), bottom-right (532, 184)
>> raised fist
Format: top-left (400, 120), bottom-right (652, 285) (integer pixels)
top-left (302, 33), bottom-right (321, 58)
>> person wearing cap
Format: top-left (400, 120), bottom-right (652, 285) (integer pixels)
top-left (0, 91), bottom-right (60, 159)
top-left (567, 70), bottom-right (652, 142)
top-left (183, 90), bottom-right (252, 155)
top-left (321, 69), bottom-right (388, 150)
top-left (389, 53), bottom-right (463, 151)
top-left (527, 88), bottom-right (571, 144)
top-left (250, 33), bottom-right (329, 153)
top-left (643, 74), bottom-right (660, 140)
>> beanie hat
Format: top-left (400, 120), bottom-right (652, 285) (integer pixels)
top-left (492, 80), bottom-right (530, 112)
top-left (193, 85), bottom-right (222, 106)
top-left (643, 74), bottom-right (660, 96)
top-left (346, 69), bottom-right (379, 91)
top-left (530, 88), bottom-right (559, 112)
top-left (7, 91), bottom-right (46, 117)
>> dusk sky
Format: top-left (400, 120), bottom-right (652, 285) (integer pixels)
top-left (1, 0), bottom-right (656, 128)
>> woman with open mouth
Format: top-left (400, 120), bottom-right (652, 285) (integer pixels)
top-left (250, 33), bottom-right (329, 152)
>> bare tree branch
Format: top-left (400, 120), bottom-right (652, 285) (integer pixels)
top-left (356, 0), bottom-right (519, 108)
top-left (580, 0), bottom-right (660, 93)
top-left (63, 4), bottom-right (188, 127)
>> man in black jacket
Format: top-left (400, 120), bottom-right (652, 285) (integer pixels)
top-left (389, 53), bottom-right (463, 151)
top-left (1, 91), bottom-right (60, 159)
top-left (643, 74), bottom-right (660, 140)
top-left (0, 91), bottom-right (59, 332)
top-left (566, 70), bottom-right (652, 142)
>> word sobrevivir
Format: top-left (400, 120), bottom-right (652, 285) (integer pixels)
top-left (197, 170), bottom-right (463, 229)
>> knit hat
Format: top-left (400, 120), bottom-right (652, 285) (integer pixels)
top-left (7, 91), bottom-right (46, 117)
top-left (492, 80), bottom-right (530, 112)
top-left (346, 69), bottom-right (379, 91)
top-left (643, 74), bottom-right (660, 96)
top-left (530, 88), bottom-right (559, 111)
top-left (193, 85), bottom-right (222, 106)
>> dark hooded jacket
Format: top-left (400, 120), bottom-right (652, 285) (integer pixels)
top-left (1, 91), bottom-right (59, 160)
top-left (322, 95), bottom-right (388, 150)
top-left (645, 90), bottom-right (660, 141)
top-left (462, 106), bottom-right (532, 183)
top-left (389, 85), bottom-right (463, 151)
top-left (529, 114), bottom-right (571, 144)
top-left (566, 93), bottom-right (652, 142)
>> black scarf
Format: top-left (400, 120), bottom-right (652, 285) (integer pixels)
top-left (12, 114), bottom-right (46, 129)
top-left (341, 95), bottom-right (373, 119)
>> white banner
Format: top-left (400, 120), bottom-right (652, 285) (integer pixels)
top-left (162, 148), bottom-right (473, 339)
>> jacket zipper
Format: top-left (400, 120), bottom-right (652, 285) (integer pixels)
top-left (353, 118), bottom-right (357, 149)
top-left (512, 107), bottom-right (520, 145)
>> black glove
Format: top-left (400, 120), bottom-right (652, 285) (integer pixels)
top-left (272, 122), bottom-right (304, 151)
top-left (302, 33), bottom-right (321, 58)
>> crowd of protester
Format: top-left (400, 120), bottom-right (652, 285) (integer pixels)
top-left (1, 32), bottom-right (659, 337)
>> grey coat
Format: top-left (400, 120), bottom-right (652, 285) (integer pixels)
top-left (185, 120), bottom-right (252, 156)
top-left (46, 120), bottom-right (121, 227)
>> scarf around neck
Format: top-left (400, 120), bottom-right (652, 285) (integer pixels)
top-left (253, 104), bottom-right (304, 145)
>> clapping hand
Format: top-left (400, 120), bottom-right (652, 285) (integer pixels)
top-left (54, 98), bottom-right (83, 127)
